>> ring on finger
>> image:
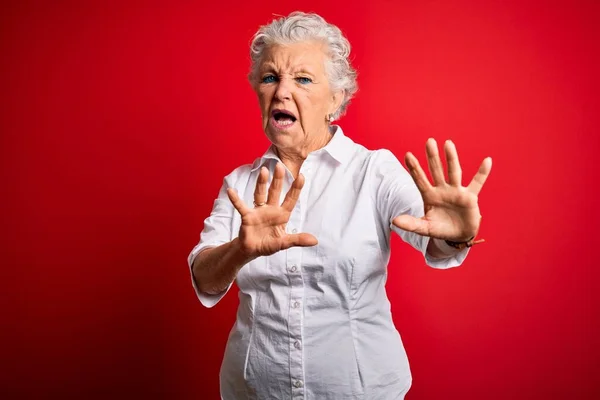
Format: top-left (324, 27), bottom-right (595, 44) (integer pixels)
top-left (253, 201), bottom-right (266, 207)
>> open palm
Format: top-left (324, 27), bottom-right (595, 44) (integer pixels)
top-left (227, 162), bottom-right (317, 258)
top-left (392, 138), bottom-right (492, 242)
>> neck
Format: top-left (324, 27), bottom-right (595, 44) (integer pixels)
top-left (276, 125), bottom-right (334, 178)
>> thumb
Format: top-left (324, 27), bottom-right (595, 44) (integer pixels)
top-left (281, 233), bottom-right (318, 250)
top-left (392, 215), bottom-right (431, 236)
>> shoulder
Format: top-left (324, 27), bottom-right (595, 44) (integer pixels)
top-left (369, 148), bottom-right (403, 166)
top-left (222, 164), bottom-right (252, 188)
top-left (357, 146), bottom-right (407, 176)
top-left (337, 133), bottom-right (394, 166)
top-left (362, 147), bottom-right (412, 186)
top-left (339, 129), bottom-right (402, 167)
top-left (221, 155), bottom-right (264, 189)
top-left (335, 132), bottom-right (408, 181)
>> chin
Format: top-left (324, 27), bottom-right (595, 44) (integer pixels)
top-left (265, 126), bottom-right (298, 146)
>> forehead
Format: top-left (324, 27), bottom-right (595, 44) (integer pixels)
top-left (259, 41), bottom-right (328, 73)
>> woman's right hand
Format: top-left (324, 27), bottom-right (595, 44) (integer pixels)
top-left (226, 162), bottom-right (318, 258)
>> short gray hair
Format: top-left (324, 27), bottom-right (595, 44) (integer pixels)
top-left (249, 11), bottom-right (358, 120)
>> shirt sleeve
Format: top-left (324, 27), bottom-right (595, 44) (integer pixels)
top-left (372, 149), bottom-right (469, 269)
top-left (187, 174), bottom-right (236, 307)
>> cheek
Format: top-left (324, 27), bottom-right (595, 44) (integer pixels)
top-left (257, 89), bottom-right (272, 110)
top-left (306, 89), bottom-right (329, 110)
top-left (295, 92), bottom-right (317, 116)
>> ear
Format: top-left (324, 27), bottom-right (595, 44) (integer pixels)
top-left (329, 89), bottom-right (345, 116)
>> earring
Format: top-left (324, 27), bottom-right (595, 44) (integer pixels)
top-left (326, 114), bottom-right (334, 123)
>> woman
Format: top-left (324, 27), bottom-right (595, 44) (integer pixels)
top-left (188, 11), bottom-right (491, 399)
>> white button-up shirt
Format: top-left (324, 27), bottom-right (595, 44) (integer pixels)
top-left (188, 126), bottom-right (469, 399)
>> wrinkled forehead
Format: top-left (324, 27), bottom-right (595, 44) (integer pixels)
top-left (258, 41), bottom-right (329, 74)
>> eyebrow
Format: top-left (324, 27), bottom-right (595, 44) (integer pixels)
top-left (259, 63), bottom-right (316, 75)
top-left (295, 68), bottom-right (315, 75)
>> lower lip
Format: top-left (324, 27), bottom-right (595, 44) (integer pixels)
top-left (270, 116), bottom-right (296, 130)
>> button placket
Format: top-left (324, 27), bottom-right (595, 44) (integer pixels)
top-left (287, 183), bottom-right (307, 398)
top-left (287, 160), bottom-right (314, 398)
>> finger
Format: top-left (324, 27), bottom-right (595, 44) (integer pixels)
top-left (467, 157), bottom-right (492, 195)
top-left (392, 214), bottom-right (431, 236)
top-left (267, 162), bottom-right (285, 206)
top-left (253, 166), bottom-right (269, 206)
top-left (444, 140), bottom-right (462, 186)
top-left (281, 173), bottom-right (305, 212)
top-left (280, 233), bottom-right (318, 250)
top-left (227, 188), bottom-right (250, 216)
top-left (405, 152), bottom-right (433, 193)
top-left (426, 138), bottom-right (447, 186)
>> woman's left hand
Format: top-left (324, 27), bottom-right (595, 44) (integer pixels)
top-left (392, 138), bottom-right (492, 242)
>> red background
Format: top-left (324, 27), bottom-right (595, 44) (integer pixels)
top-left (2, 0), bottom-right (599, 398)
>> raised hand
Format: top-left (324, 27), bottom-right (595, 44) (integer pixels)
top-left (392, 138), bottom-right (492, 242)
top-left (226, 162), bottom-right (318, 258)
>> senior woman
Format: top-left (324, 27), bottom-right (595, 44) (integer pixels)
top-left (188, 11), bottom-right (491, 400)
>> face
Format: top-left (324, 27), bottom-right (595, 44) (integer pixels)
top-left (253, 41), bottom-right (343, 155)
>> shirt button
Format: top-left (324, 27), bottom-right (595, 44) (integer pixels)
top-left (290, 265), bottom-right (297, 272)
top-left (294, 341), bottom-right (301, 349)
top-left (293, 301), bottom-right (300, 308)
top-left (292, 228), bottom-right (298, 234)
top-left (294, 380), bottom-right (303, 388)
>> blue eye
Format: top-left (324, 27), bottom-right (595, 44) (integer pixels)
top-left (296, 77), bottom-right (312, 84)
top-left (261, 75), bottom-right (277, 83)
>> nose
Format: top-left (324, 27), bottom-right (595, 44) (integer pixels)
top-left (274, 77), bottom-right (294, 101)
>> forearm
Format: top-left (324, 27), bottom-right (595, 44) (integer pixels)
top-left (426, 237), bottom-right (463, 260)
top-left (192, 238), bottom-right (256, 295)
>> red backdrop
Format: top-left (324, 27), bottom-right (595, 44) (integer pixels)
top-left (2, 0), bottom-right (599, 398)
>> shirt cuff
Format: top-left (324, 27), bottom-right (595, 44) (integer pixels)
top-left (422, 236), bottom-right (470, 269)
top-left (188, 244), bottom-right (233, 308)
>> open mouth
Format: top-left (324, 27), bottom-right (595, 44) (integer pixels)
top-left (271, 109), bottom-right (297, 128)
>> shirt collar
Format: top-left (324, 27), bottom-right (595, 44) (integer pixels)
top-left (251, 125), bottom-right (353, 171)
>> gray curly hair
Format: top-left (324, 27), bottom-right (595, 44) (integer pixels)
top-left (248, 11), bottom-right (358, 121)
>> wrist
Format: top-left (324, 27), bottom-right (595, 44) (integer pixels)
top-left (431, 238), bottom-right (462, 257)
top-left (232, 238), bottom-right (258, 264)
top-left (445, 236), bottom-right (484, 250)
